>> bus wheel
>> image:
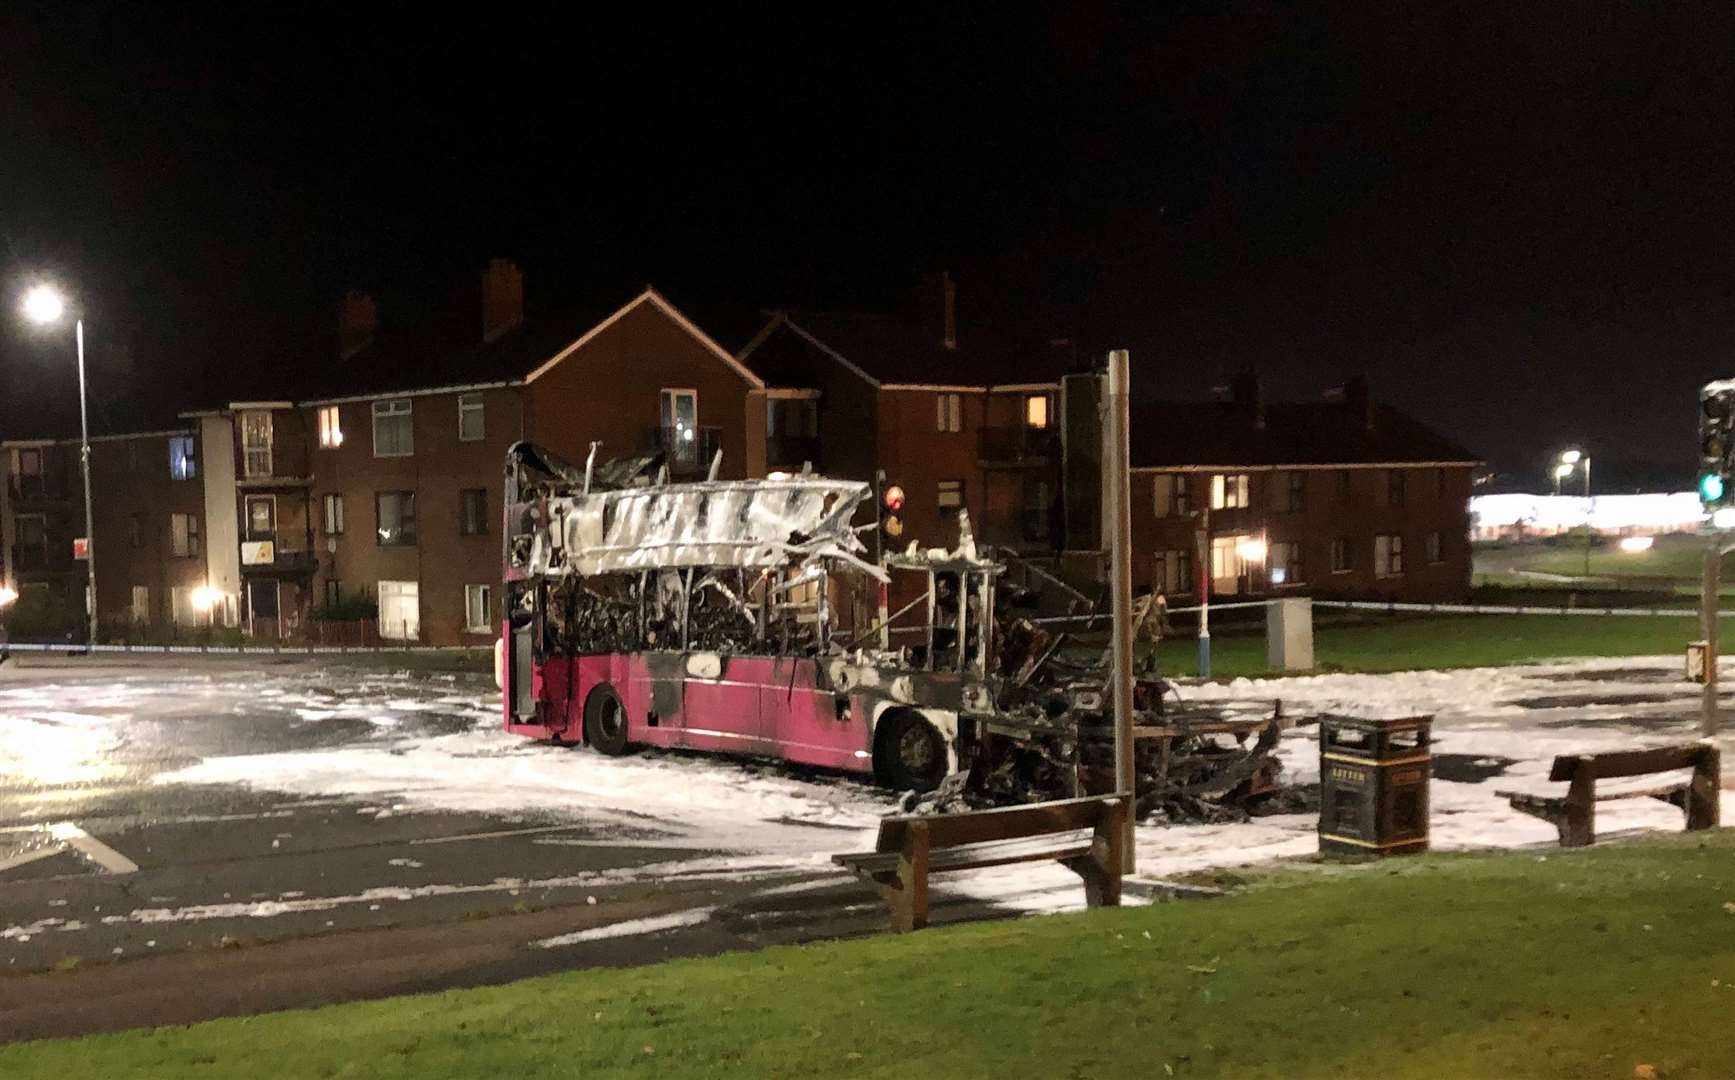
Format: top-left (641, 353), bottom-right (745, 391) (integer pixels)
top-left (583, 684), bottom-right (632, 756)
top-left (878, 711), bottom-right (948, 793)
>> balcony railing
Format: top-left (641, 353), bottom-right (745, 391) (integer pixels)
top-left (978, 425), bottom-right (1059, 465)
top-left (6, 477), bottom-right (67, 504)
top-left (766, 434), bottom-right (821, 471)
top-left (239, 542), bottom-right (318, 576)
top-left (645, 425), bottom-right (723, 478)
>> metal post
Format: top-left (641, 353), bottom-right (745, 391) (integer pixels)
top-left (1704, 537), bottom-right (1721, 736)
top-left (75, 319), bottom-right (97, 650)
top-left (1583, 457), bottom-right (1593, 577)
top-left (1196, 502), bottom-right (1211, 678)
top-left (1106, 349), bottom-right (1136, 872)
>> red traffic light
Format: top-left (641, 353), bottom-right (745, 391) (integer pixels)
top-left (883, 484), bottom-right (905, 512)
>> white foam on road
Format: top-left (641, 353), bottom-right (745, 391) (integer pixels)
top-left (532, 906), bottom-right (718, 948)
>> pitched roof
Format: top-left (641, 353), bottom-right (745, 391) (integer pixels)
top-left (739, 311), bottom-right (1066, 389)
top-left (1130, 400), bottom-right (1481, 468)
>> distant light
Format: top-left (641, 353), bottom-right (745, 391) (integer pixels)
top-left (1618, 536), bottom-right (1654, 553)
top-left (189, 586), bottom-right (221, 612)
top-left (21, 285), bottom-right (66, 325)
top-left (1559, 449), bottom-right (1582, 465)
top-left (1554, 464), bottom-right (1574, 479)
top-left (681, 428), bottom-right (694, 443)
top-left (1270, 567), bottom-right (1287, 585)
top-left (1703, 473), bottom-right (1726, 503)
top-left (0, 585), bottom-right (17, 608)
top-left (1236, 538), bottom-right (1268, 563)
top-left (1716, 509), bottom-right (1735, 530)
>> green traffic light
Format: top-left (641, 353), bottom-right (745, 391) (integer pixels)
top-left (1702, 473), bottom-right (1726, 503)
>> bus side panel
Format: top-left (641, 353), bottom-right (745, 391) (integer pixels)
top-left (764, 656), bottom-right (874, 774)
top-left (620, 653), bottom-right (682, 750)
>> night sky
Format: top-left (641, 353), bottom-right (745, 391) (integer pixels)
top-left (3, 5), bottom-right (1732, 490)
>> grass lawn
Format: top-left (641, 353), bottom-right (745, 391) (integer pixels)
top-left (8, 832), bottom-right (1735, 1078)
top-left (1506, 534), bottom-right (1731, 581)
top-left (1153, 611), bottom-right (1701, 678)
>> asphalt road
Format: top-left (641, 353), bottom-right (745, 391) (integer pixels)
top-left (0, 655), bottom-right (956, 1042)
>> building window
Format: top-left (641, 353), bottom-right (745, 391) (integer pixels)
top-left (1330, 537), bottom-right (1351, 573)
top-left (936, 393), bottom-right (962, 433)
top-left (1270, 541), bottom-right (1304, 586)
top-left (458, 393), bottom-right (485, 442)
top-left (1022, 478), bottom-right (1051, 541)
top-left (460, 488), bottom-right (488, 535)
top-left (1386, 469), bottom-right (1406, 507)
top-left (372, 399), bottom-right (414, 457)
top-left (324, 578), bottom-right (342, 609)
top-left (1375, 534), bottom-right (1404, 578)
top-left (1153, 474), bottom-right (1191, 517)
top-left (318, 405), bottom-right (344, 449)
top-left (245, 495), bottom-right (276, 540)
top-left (240, 410), bottom-right (273, 478)
top-left (1024, 394), bottom-right (1050, 430)
top-left (377, 580), bottom-right (420, 640)
top-left (15, 514), bottom-right (47, 567)
top-left (168, 435), bottom-right (198, 480)
top-left (464, 584), bottom-right (493, 632)
top-left (130, 585), bottom-right (150, 624)
top-left (376, 492), bottom-right (417, 545)
top-left (1210, 473), bottom-right (1249, 510)
top-left (129, 513), bottom-right (145, 548)
top-left (767, 397), bottom-right (819, 438)
top-left (937, 479), bottom-right (965, 515)
top-left (323, 493), bottom-right (346, 535)
top-left (1154, 549), bottom-right (1193, 595)
top-left (1335, 469), bottom-right (1351, 503)
top-left (1426, 531), bottom-right (1444, 564)
top-left (1436, 468), bottom-right (1448, 497)
top-left (15, 447), bottom-right (45, 497)
top-left (1277, 471), bottom-right (1306, 513)
top-left (170, 513), bottom-right (201, 558)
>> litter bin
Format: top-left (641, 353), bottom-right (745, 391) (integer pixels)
top-left (1318, 714), bottom-right (1431, 856)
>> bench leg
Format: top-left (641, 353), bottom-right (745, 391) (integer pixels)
top-left (891, 821), bottom-right (930, 932)
top-left (1064, 798), bottom-right (1126, 909)
top-left (1688, 746), bottom-right (1721, 832)
top-left (1563, 773), bottom-right (1595, 847)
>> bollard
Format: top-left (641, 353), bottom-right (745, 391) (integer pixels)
top-left (1265, 597), bottom-right (1314, 671)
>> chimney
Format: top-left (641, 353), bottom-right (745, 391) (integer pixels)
top-left (1328, 376), bottom-right (1375, 431)
top-left (481, 257), bottom-right (524, 343)
top-left (941, 271), bottom-right (956, 350)
top-left (1229, 369), bottom-right (1264, 429)
top-left (337, 291), bottom-right (376, 360)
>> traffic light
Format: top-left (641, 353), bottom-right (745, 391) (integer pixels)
top-left (878, 474), bottom-right (906, 549)
top-left (1700, 381), bottom-right (1735, 509)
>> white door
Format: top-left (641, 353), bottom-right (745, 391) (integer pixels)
top-left (378, 580), bottom-right (420, 641)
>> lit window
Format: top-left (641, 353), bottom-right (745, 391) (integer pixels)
top-left (458, 394), bottom-right (485, 442)
top-left (170, 513), bottom-right (201, 558)
top-left (240, 410), bottom-right (273, 478)
top-left (1271, 541), bottom-right (1304, 586)
top-left (1210, 474), bottom-right (1249, 510)
top-left (168, 435), bottom-right (198, 480)
top-left (935, 393), bottom-right (962, 433)
top-left (372, 399), bottom-right (414, 457)
top-left (1024, 394), bottom-right (1050, 430)
top-left (318, 406), bottom-right (344, 449)
top-left (245, 496), bottom-right (275, 539)
top-left (464, 584), bottom-right (493, 632)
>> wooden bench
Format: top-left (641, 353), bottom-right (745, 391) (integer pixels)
top-left (1496, 744), bottom-right (1721, 847)
top-left (832, 795), bottom-right (1128, 932)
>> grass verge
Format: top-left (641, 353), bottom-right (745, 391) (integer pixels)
top-left (6, 832), bottom-right (1735, 1078)
top-left (1155, 611), bottom-right (1701, 678)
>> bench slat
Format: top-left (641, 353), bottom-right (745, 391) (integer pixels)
top-left (1549, 745), bottom-right (1711, 782)
top-left (875, 795), bottom-right (1123, 854)
top-left (835, 829), bottom-right (1095, 876)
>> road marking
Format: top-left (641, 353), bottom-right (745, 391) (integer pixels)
top-left (47, 823), bottom-right (139, 875)
top-left (409, 824), bottom-right (588, 845)
top-left (531, 906), bottom-right (717, 948)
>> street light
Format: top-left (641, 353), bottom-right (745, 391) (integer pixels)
top-left (20, 285), bottom-right (97, 650)
top-left (1555, 448), bottom-right (1593, 574)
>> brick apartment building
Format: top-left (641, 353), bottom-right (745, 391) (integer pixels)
top-left (2, 262), bottom-right (1482, 645)
top-left (1, 429), bottom-right (208, 636)
top-left (1122, 376), bottom-right (1480, 604)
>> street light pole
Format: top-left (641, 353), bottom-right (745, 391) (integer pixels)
top-left (75, 318), bottom-right (97, 649)
top-left (1582, 455), bottom-right (1593, 578)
